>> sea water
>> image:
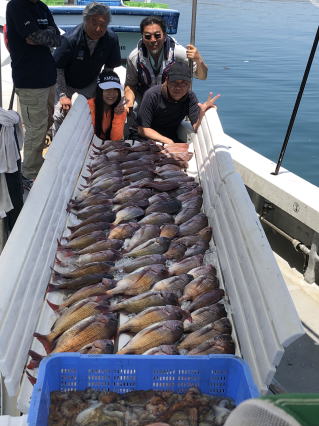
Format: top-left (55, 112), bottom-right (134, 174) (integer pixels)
top-left (165, 0), bottom-right (319, 186)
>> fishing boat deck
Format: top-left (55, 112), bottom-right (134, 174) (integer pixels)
top-left (0, 21), bottom-right (318, 420)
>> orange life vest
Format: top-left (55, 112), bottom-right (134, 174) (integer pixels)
top-left (88, 98), bottom-right (126, 141)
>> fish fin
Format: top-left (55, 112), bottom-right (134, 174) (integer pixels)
top-left (33, 332), bottom-right (53, 354)
top-left (46, 299), bottom-right (60, 312)
top-left (66, 203), bottom-right (72, 213)
top-left (26, 371), bottom-right (37, 386)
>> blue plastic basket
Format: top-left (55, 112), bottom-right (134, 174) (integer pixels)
top-left (28, 354), bottom-right (259, 426)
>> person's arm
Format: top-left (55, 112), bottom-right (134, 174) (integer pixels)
top-left (111, 110), bottom-right (127, 141)
top-left (54, 36), bottom-right (74, 111)
top-left (192, 92), bottom-right (221, 132)
top-left (124, 85), bottom-right (136, 110)
top-left (186, 44), bottom-right (208, 80)
top-left (138, 126), bottom-right (175, 145)
top-left (26, 27), bottom-right (61, 47)
top-left (56, 68), bottom-right (72, 112)
top-left (124, 52), bottom-right (138, 109)
top-left (6, 3), bottom-right (60, 48)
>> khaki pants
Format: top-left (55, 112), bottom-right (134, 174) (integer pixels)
top-left (16, 86), bottom-right (55, 180)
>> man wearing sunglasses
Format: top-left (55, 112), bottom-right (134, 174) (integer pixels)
top-left (137, 62), bottom-right (219, 145)
top-left (124, 16), bottom-right (208, 117)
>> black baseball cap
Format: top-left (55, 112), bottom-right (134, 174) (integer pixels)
top-left (167, 62), bottom-right (191, 82)
top-left (97, 70), bottom-right (122, 90)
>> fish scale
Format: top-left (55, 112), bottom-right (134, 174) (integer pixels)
top-left (118, 320), bottom-right (184, 354)
top-left (40, 139), bottom-right (235, 363)
top-left (119, 306), bottom-right (188, 334)
top-left (51, 314), bottom-right (118, 353)
top-left (44, 297), bottom-right (110, 343)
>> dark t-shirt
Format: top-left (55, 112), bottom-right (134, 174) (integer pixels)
top-left (137, 85), bottom-right (199, 141)
top-left (6, 0), bottom-right (58, 88)
top-left (54, 24), bottom-right (121, 89)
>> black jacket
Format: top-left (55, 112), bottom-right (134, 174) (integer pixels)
top-left (54, 23), bottom-right (121, 89)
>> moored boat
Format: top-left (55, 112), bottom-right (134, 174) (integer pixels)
top-left (0, 0), bottom-right (180, 60)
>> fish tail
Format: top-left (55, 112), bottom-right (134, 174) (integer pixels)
top-left (47, 283), bottom-right (61, 292)
top-left (95, 304), bottom-right (110, 314)
top-left (26, 371), bottom-right (37, 386)
top-left (92, 143), bottom-right (101, 150)
top-left (33, 332), bottom-right (54, 354)
top-left (27, 350), bottom-right (44, 369)
top-left (55, 258), bottom-right (68, 267)
top-left (46, 299), bottom-right (60, 312)
top-left (51, 270), bottom-right (61, 281)
top-left (67, 223), bottom-right (79, 232)
top-left (55, 258), bottom-right (63, 266)
top-left (81, 175), bottom-right (91, 183)
top-left (26, 359), bottom-right (40, 370)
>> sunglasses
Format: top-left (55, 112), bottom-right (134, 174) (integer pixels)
top-left (143, 32), bottom-right (163, 40)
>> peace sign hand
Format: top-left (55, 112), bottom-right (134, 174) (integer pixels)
top-left (198, 92), bottom-right (221, 113)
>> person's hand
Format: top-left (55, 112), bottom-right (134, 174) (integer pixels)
top-left (114, 97), bottom-right (128, 115)
top-left (198, 92), bottom-right (221, 114)
top-left (186, 44), bottom-right (201, 62)
top-left (60, 96), bottom-right (72, 112)
top-left (161, 137), bottom-right (175, 145)
top-left (25, 36), bottom-right (37, 45)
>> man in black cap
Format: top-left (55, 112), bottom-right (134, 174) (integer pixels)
top-left (137, 62), bottom-right (220, 144)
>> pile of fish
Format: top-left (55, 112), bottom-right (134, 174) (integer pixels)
top-left (27, 139), bottom-right (235, 374)
top-left (48, 386), bottom-right (235, 426)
